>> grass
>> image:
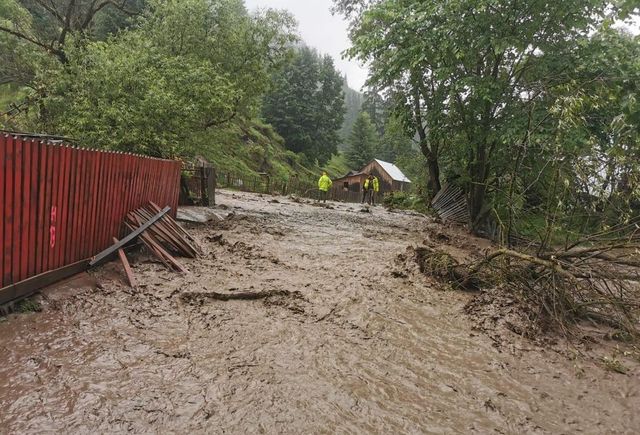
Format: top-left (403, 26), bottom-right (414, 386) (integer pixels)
top-left (188, 118), bottom-right (319, 183)
top-left (322, 153), bottom-right (351, 179)
top-left (602, 355), bottom-right (629, 374)
top-left (15, 298), bottom-right (42, 313)
top-left (188, 118), bottom-right (355, 189)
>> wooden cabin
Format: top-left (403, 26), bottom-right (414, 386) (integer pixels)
top-left (331, 159), bottom-right (411, 201)
top-left (333, 170), bottom-right (368, 193)
top-left (360, 159), bottom-right (412, 192)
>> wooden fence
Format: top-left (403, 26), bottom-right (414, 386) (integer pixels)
top-left (0, 133), bottom-right (181, 293)
top-left (214, 170), bottom-right (374, 203)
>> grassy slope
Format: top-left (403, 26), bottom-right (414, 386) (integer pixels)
top-left (194, 118), bottom-right (356, 183)
top-left (191, 118), bottom-right (323, 183)
top-left (323, 153), bottom-right (351, 178)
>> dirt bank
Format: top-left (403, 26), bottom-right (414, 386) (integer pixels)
top-left (1, 190), bottom-right (638, 433)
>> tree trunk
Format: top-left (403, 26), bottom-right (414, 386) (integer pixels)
top-left (469, 142), bottom-right (489, 234)
top-left (427, 154), bottom-right (441, 196)
top-left (409, 73), bottom-right (442, 200)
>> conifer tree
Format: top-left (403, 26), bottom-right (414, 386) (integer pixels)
top-left (346, 111), bottom-right (377, 169)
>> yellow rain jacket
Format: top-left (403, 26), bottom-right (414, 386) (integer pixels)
top-left (318, 174), bottom-right (333, 192)
top-left (364, 177), bottom-right (380, 192)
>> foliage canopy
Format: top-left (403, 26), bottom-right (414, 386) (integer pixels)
top-left (337, 0), bottom-right (640, 237)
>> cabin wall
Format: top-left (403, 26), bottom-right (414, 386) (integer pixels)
top-left (361, 161), bottom-right (394, 192)
top-left (332, 160), bottom-right (411, 203)
top-left (333, 175), bottom-right (366, 193)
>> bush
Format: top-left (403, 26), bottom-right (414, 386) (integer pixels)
top-left (247, 144), bottom-right (266, 164)
top-left (383, 191), bottom-right (429, 213)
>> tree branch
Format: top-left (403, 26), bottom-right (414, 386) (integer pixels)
top-left (0, 25), bottom-right (61, 57)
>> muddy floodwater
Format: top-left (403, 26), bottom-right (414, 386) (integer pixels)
top-left (1, 190), bottom-right (638, 433)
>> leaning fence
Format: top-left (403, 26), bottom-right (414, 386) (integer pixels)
top-left (0, 133), bottom-right (181, 297)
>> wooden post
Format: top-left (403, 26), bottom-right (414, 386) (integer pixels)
top-left (113, 237), bottom-right (136, 288)
top-left (207, 166), bottom-right (216, 206)
top-left (200, 165), bottom-right (208, 206)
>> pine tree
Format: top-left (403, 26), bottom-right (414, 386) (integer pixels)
top-left (263, 46), bottom-right (345, 165)
top-left (346, 111), bottom-right (378, 169)
top-left (361, 89), bottom-right (390, 136)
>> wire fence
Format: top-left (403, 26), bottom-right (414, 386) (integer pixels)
top-left (216, 171), bottom-right (317, 198)
top-left (214, 170), bottom-right (387, 204)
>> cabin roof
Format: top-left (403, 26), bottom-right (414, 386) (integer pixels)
top-left (372, 159), bottom-right (411, 183)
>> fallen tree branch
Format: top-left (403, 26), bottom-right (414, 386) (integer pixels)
top-left (414, 239), bottom-right (640, 338)
top-left (181, 289), bottom-right (297, 303)
top-left (464, 248), bottom-right (578, 285)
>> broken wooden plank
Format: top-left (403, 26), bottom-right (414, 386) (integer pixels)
top-left (113, 237), bottom-right (136, 288)
top-left (89, 206), bottom-right (170, 267)
top-left (149, 202), bottom-right (195, 241)
top-left (127, 215), bottom-right (188, 273)
top-left (140, 231), bottom-right (188, 273)
top-left (124, 221), bottom-right (172, 270)
top-left (124, 217), bottom-right (173, 270)
top-left (134, 208), bottom-right (197, 257)
top-left (0, 260), bottom-right (90, 306)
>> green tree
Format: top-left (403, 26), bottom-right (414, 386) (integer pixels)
top-left (263, 45), bottom-right (345, 165)
top-left (378, 113), bottom-right (413, 163)
top-left (542, 28), bottom-right (640, 222)
top-left (32, 0), bottom-right (296, 156)
top-left (0, 0), bottom-right (144, 64)
top-left (361, 88), bottom-right (389, 136)
top-left (338, 78), bottom-right (363, 151)
top-left (339, 0), bottom-right (635, 233)
top-left (346, 111), bottom-right (377, 168)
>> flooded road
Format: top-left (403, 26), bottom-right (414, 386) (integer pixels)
top-left (1, 190), bottom-right (638, 433)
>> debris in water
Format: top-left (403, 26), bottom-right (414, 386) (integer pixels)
top-left (181, 289), bottom-right (300, 303)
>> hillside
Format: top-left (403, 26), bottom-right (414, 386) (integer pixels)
top-left (338, 80), bottom-right (364, 152)
top-left (189, 118), bottom-right (352, 182)
top-left (189, 118), bottom-right (316, 180)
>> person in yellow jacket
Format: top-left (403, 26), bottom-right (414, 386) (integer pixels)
top-left (317, 171), bottom-right (332, 203)
top-left (362, 174), bottom-right (380, 205)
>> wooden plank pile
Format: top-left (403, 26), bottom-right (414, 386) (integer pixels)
top-left (123, 202), bottom-right (203, 274)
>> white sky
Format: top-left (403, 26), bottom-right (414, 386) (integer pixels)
top-left (244, 0), bottom-right (369, 91)
top-left (244, 1), bottom-right (639, 91)
top-left (616, 14), bottom-right (640, 35)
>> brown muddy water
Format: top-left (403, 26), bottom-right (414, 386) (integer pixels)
top-left (1, 190), bottom-right (638, 434)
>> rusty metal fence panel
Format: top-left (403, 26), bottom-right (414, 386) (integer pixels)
top-left (0, 134), bottom-right (181, 290)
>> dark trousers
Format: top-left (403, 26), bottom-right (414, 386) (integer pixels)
top-left (362, 189), bottom-right (374, 205)
top-left (318, 190), bottom-right (328, 202)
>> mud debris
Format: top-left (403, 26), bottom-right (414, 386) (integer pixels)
top-left (180, 289), bottom-right (301, 303)
top-left (0, 190), bottom-right (638, 433)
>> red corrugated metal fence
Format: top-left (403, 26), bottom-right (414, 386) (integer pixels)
top-left (0, 133), bottom-right (181, 289)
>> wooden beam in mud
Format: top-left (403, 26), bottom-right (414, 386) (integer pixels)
top-left (0, 259), bottom-right (90, 306)
top-left (125, 218), bottom-right (188, 274)
top-left (113, 237), bottom-right (136, 288)
top-left (89, 206), bottom-right (171, 267)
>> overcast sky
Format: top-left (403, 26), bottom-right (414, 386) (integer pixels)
top-left (244, 1), bottom-right (639, 92)
top-left (244, 0), bottom-right (369, 91)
